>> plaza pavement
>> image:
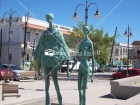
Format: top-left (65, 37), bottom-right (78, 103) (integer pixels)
top-left (0, 72), bottom-right (139, 105)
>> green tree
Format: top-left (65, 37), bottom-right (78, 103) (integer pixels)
top-left (65, 22), bottom-right (84, 48)
top-left (65, 22), bottom-right (114, 68)
top-left (89, 28), bottom-right (115, 69)
top-left (29, 61), bottom-right (35, 71)
top-left (122, 57), bottom-right (128, 65)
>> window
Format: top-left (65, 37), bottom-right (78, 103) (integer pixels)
top-left (53, 25), bottom-right (58, 28)
top-left (120, 49), bottom-right (122, 55)
top-left (115, 49), bottom-right (119, 55)
top-left (8, 30), bottom-right (13, 41)
top-left (26, 32), bottom-right (30, 42)
top-left (26, 54), bottom-right (29, 61)
top-left (60, 26), bottom-right (70, 31)
top-left (122, 70), bottom-right (126, 74)
top-left (131, 70), bottom-right (138, 74)
top-left (122, 70), bottom-right (131, 74)
top-left (35, 33), bottom-right (39, 43)
top-left (123, 48), bottom-right (125, 55)
top-left (9, 53), bottom-right (12, 60)
top-left (10, 66), bottom-right (22, 70)
top-left (126, 49), bottom-right (128, 55)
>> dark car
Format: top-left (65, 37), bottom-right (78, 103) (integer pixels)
top-left (111, 68), bottom-right (140, 79)
top-left (0, 64), bottom-right (14, 80)
top-left (96, 68), bottom-right (104, 73)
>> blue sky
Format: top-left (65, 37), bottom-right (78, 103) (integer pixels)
top-left (0, 0), bottom-right (140, 44)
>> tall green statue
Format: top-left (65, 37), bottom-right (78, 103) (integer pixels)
top-left (34, 13), bottom-right (70, 105)
top-left (67, 25), bottom-right (94, 105)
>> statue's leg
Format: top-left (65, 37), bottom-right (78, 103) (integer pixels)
top-left (38, 61), bottom-right (42, 79)
top-left (35, 60), bottom-right (41, 80)
top-left (51, 69), bottom-right (62, 105)
top-left (44, 67), bottom-right (51, 105)
top-left (34, 60), bottom-right (38, 79)
top-left (78, 71), bottom-right (83, 105)
top-left (82, 73), bottom-right (89, 105)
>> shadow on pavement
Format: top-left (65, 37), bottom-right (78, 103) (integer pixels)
top-left (100, 94), bottom-right (126, 100)
top-left (18, 87), bottom-right (25, 89)
top-left (35, 89), bottom-right (45, 91)
top-left (18, 88), bottom-right (45, 91)
top-left (99, 94), bottom-right (115, 99)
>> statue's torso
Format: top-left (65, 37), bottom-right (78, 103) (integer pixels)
top-left (34, 27), bottom-right (70, 68)
top-left (79, 38), bottom-right (93, 72)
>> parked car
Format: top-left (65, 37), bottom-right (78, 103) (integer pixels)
top-left (61, 61), bottom-right (93, 73)
top-left (96, 67), bottom-right (104, 72)
top-left (61, 61), bottom-right (80, 72)
top-left (111, 68), bottom-right (140, 79)
top-left (89, 60), bottom-right (99, 73)
top-left (2, 64), bottom-right (26, 80)
top-left (0, 64), bottom-right (14, 80)
top-left (110, 66), bottom-right (119, 72)
top-left (104, 65), bottom-right (119, 72)
top-left (119, 65), bottom-right (133, 70)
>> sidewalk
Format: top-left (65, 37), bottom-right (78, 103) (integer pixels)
top-left (0, 77), bottom-right (139, 105)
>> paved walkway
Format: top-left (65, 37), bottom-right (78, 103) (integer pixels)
top-left (0, 76), bottom-right (139, 105)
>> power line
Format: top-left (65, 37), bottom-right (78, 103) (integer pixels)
top-left (112, 31), bottom-right (127, 44)
top-left (116, 35), bottom-right (127, 44)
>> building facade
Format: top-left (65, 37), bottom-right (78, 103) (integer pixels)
top-left (0, 16), bottom-right (73, 70)
top-left (131, 41), bottom-right (140, 68)
top-left (110, 42), bottom-right (133, 66)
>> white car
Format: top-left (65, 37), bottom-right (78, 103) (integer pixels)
top-left (61, 61), bottom-right (93, 72)
top-left (110, 66), bottom-right (119, 72)
top-left (120, 65), bottom-right (132, 70)
top-left (61, 61), bottom-right (80, 72)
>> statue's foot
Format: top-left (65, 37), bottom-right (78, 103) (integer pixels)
top-left (45, 96), bottom-right (51, 105)
top-left (82, 101), bottom-right (86, 105)
top-left (58, 94), bottom-right (62, 105)
top-left (45, 100), bottom-right (51, 105)
top-left (82, 95), bottom-right (86, 105)
top-left (79, 95), bottom-right (83, 105)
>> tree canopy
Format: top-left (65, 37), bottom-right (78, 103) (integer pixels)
top-left (65, 22), bottom-right (115, 68)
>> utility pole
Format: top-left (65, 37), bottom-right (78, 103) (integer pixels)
top-left (32, 38), bottom-right (35, 60)
top-left (109, 27), bottom-right (117, 67)
top-left (0, 29), bottom-right (2, 63)
top-left (23, 12), bottom-right (29, 69)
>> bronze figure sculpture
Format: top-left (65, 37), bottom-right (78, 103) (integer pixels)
top-left (34, 13), bottom-right (70, 105)
top-left (67, 25), bottom-right (94, 105)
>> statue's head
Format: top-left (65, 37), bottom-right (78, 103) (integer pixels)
top-left (83, 25), bottom-right (90, 36)
top-left (46, 13), bottom-right (54, 23)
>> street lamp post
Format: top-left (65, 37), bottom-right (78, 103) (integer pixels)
top-left (73, 0), bottom-right (101, 26)
top-left (0, 9), bottom-right (20, 82)
top-left (0, 29), bottom-right (2, 63)
top-left (124, 25), bottom-right (132, 77)
top-left (23, 12), bottom-right (29, 69)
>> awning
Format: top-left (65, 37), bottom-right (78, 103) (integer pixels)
top-left (22, 23), bottom-right (70, 35)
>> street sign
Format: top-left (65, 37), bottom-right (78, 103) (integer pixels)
top-left (128, 49), bottom-right (135, 59)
